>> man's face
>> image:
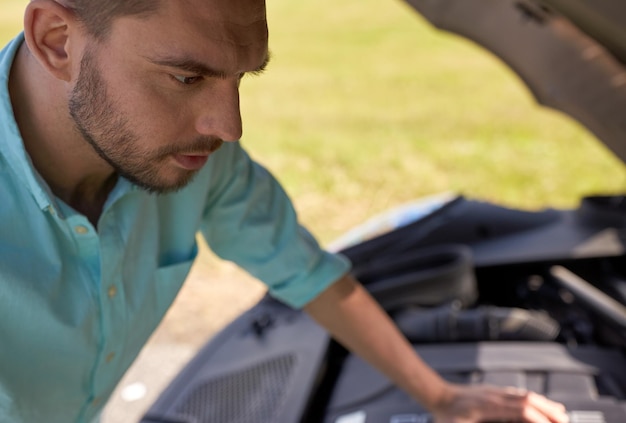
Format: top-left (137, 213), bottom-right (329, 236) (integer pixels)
top-left (68, 0), bottom-right (269, 194)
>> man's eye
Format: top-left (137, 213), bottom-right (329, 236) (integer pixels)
top-left (172, 75), bottom-right (203, 85)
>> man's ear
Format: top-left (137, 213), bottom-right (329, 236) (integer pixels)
top-left (24, 0), bottom-right (81, 82)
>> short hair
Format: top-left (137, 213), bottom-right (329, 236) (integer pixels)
top-left (63, 0), bottom-right (161, 39)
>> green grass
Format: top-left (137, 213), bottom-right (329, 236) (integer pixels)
top-left (1, 1), bottom-right (25, 37)
top-left (3, 0), bottom-right (625, 243)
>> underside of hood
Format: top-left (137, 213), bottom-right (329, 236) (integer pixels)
top-left (403, 0), bottom-right (626, 164)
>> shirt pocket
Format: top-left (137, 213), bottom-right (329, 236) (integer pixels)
top-left (154, 248), bottom-right (198, 312)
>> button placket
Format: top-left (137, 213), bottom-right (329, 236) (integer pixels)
top-left (74, 225), bottom-right (89, 235)
top-left (91, 396), bottom-right (101, 408)
top-left (66, 216), bottom-right (105, 418)
top-left (89, 210), bottom-right (130, 409)
top-left (107, 285), bottom-right (117, 299)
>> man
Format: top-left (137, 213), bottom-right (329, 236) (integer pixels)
top-left (0, 0), bottom-right (570, 422)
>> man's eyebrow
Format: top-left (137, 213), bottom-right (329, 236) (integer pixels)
top-left (148, 53), bottom-right (271, 78)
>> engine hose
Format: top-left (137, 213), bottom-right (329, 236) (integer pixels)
top-left (394, 305), bottom-right (560, 343)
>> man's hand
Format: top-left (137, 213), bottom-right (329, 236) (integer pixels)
top-left (432, 384), bottom-right (569, 423)
top-left (305, 274), bottom-right (569, 423)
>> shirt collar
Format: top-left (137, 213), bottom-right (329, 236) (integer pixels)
top-left (1, 33), bottom-right (58, 211)
top-left (0, 33), bottom-right (138, 215)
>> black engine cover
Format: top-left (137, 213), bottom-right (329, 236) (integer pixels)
top-left (325, 342), bottom-right (626, 423)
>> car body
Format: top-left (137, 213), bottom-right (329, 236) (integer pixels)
top-left (140, 1), bottom-right (626, 422)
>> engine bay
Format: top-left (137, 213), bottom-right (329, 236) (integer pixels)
top-left (142, 195), bottom-right (626, 423)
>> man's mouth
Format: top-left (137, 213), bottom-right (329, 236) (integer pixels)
top-left (171, 140), bottom-right (224, 170)
top-left (173, 154), bottom-right (211, 170)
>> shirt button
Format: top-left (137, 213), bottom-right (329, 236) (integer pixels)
top-left (105, 352), bottom-right (116, 363)
top-left (107, 285), bottom-right (117, 299)
top-left (91, 396), bottom-right (101, 407)
top-left (74, 225), bottom-right (89, 235)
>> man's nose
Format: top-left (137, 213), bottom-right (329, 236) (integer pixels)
top-left (194, 80), bottom-right (243, 142)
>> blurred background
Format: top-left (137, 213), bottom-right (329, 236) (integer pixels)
top-left (2, 0), bottom-right (625, 421)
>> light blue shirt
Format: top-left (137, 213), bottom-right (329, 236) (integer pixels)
top-left (0, 34), bottom-right (350, 423)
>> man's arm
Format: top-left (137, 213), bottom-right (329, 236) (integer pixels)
top-left (304, 273), bottom-right (570, 423)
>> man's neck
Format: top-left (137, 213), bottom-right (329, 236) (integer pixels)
top-left (60, 174), bottom-right (119, 226)
top-left (9, 43), bottom-right (116, 226)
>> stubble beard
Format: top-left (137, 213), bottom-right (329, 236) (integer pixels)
top-left (68, 48), bottom-right (219, 195)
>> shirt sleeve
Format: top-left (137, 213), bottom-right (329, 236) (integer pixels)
top-left (199, 142), bottom-right (351, 309)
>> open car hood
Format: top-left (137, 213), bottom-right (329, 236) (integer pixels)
top-left (404, 0), bottom-right (626, 163)
top-left (139, 2), bottom-right (626, 423)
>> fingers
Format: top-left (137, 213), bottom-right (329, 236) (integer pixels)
top-left (523, 391), bottom-right (569, 423)
top-left (522, 405), bottom-right (554, 423)
top-left (432, 384), bottom-right (570, 423)
top-left (500, 388), bottom-right (569, 423)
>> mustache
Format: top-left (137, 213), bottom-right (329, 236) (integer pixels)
top-left (158, 137), bottom-right (225, 157)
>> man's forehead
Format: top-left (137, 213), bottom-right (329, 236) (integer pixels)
top-left (159, 0), bottom-right (268, 46)
top-left (170, 0), bottom-right (266, 24)
top-left (104, 0), bottom-right (269, 75)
